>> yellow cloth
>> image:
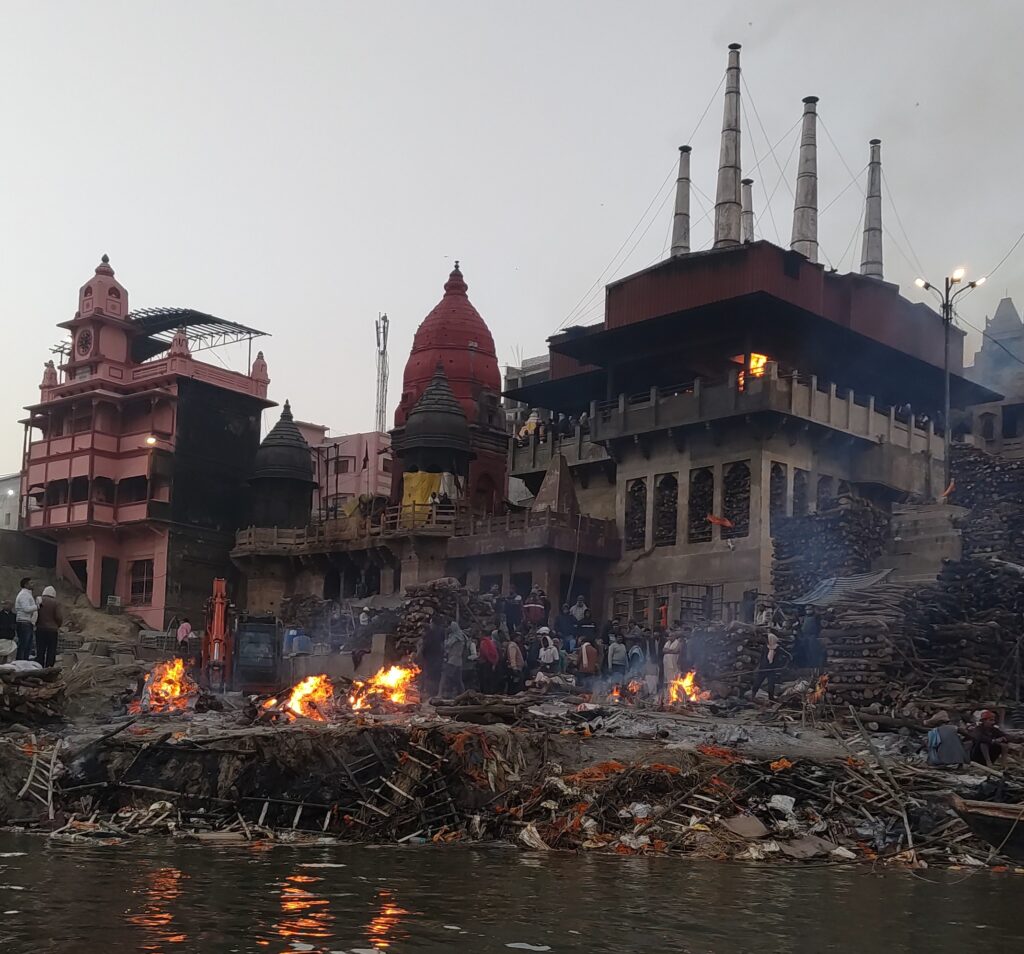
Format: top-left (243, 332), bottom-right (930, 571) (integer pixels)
top-left (400, 472), bottom-right (442, 527)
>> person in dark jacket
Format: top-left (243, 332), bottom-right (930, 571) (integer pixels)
top-left (750, 633), bottom-right (790, 702)
top-left (0, 600), bottom-right (16, 642)
top-left (35, 585), bottom-right (63, 669)
top-left (419, 615), bottom-right (446, 699)
top-left (554, 604), bottom-right (577, 651)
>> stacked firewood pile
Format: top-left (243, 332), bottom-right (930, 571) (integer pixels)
top-left (687, 621), bottom-right (765, 691)
top-left (950, 445), bottom-right (1024, 561)
top-left (772, 498), bottom-right (890, 601)
top-left (653, 475), bottom-right (677, 547)
top-left (817, 584), bottom-right (909, 704)
top-left (625, 479), bottom-right (647, 550)
top-left (0, 667), bottom-right (66, 723)
top-left (901, 558), bottom-right (1024, 704)
top-left (688, 470), bottom-right (714, 543)
top-left (280, 593), bottom-right (334, 631)
top-left (394, 578), bottom-right (501, 654)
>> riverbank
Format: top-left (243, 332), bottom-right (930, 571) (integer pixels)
top-left (2, 701), bottom-right (1020, 870)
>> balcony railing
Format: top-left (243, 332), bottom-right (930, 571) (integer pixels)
top-left (510, 366), bottom-right (945, 476)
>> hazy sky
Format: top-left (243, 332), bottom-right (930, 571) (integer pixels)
top-left (2, 1), bottom-right (1023, 473)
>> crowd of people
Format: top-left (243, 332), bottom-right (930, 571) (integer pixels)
top-left (413, 585), bottom-right (700, 700)
top-left (514, 410), bottom-right (590, 445)
top-left (0, 576), bottom-right (63, 668)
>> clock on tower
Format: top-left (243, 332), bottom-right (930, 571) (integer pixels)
top-left (76, 328), bottom-right (94, 356)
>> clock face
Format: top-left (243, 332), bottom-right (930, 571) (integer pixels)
top-left (76, 329), bottom-right (93, 356)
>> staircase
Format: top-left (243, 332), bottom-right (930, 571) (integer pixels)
top-left (873, 503), bottom-right (967, 584)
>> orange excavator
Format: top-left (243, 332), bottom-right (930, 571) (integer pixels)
top-left (201, 578), bottom-right (282, 693)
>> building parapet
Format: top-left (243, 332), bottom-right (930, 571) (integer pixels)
top-left (232, 504), bottom-right (619, 560)
top-left (510, 365), bottom-right (944, 477)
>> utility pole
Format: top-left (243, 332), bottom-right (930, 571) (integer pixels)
top-left (915, 269), bottom-right (986, 492)
top-left (374, 313), bottom-right (389, 434)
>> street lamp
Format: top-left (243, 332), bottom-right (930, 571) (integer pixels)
top-left (914, 269), bottom-right (986, 491)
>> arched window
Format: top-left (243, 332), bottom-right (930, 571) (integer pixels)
top-left (688, 468), bottom-right (714, 543)
top-left (625, 478), bottom-right (648, 551)
top-left (817, 475), bottom-right (834, 511)
top-left (722, 461), bottom-right (751, 539)
top-left (769, 462), bottom-right (787, 534)
top-left (793, 469), bottom-right (809, 517)
top-left (654, 473), bottom-right (678, 547)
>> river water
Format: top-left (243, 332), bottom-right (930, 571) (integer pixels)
top-left (0, 833), bottom-right (1021, 953)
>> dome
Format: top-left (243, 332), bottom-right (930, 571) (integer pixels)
top-left (396, 263), bottom-right (501, 426)
top-left (252, 400), bottom-right (315, 483)
top-left (401, 364), bottom-right (472, 455)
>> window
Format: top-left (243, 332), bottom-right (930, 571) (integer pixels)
top-left (688, 468), bottom-right (714, 543)
top-left (129, 559), bottom-right (154, 606)
top-left (624, 478), bottom-right (648, 551)
top-left (722, 461), bottom-right (751, 539)
top-left (332, 457), bottom-right (354, 475)
top-left (817, 475), bottom-right (835, 512)
top-left (653, 473), bottom-right (678, 547)
top-left (381, 456), bottom-right (393, 474)
top-left (769, 463), bottom-right (787, 534)
top-left (793, 469), bottom-right (809, 516)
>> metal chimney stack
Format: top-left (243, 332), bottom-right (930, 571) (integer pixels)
top-left (741, 178), bottom-right (755, 243)
top-left (790, 96), bottom-right (819, 262)
top-left (670, 145), bottom-right (692, 256)
top-left (713, 43), bottom-right (743, 248)
top-left (860, 139), bottom-right (884, 278)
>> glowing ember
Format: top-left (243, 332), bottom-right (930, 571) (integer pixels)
top-left (349, 665), bottom-right (421, 711)
top-left (627, 679), bottom-right (644, 695)
top-left (668, 670), bottom-right (711, 704)
top-left (608, 684), bottom-right (623, 703)
top-left (285, 675), bottom-right (335, 721)
top-left (130, 658), bottom-right (197, 714)
top-left (809, 673), bottom-right (829, 704)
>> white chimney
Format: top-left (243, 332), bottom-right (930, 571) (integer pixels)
top-left (670, 145), bottom-right (692, 256)
top-left (741, 178), bottom-right (755, 243)
top-left (860, 139), bottom-right (883, 279)
top-left (713, 44), bottom-right (743, 249)
top-left (790, 96), bottom-right (819, 262)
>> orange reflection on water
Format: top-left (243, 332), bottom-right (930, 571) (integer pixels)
top-left (274, 871), bottom-right (333, 944)
top-left (128, 866), bottom-right (188, 951)
top-left (367, 889), bottom-right (410, 950)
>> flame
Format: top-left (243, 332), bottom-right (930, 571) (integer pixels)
top-left (668, 670), bottom-right (711, 704)
top-left (130, 658), bottom-right (197, 714)
top-left (349, 664), bottom-right (421, 711)
top-left (809, 673), bottom-right (829, 704)
top-left (608, 684), bottom-right (622, 703)
top-left (627, 679), bottom-right (643, 695)
top-left (285, 675), bottom-right (335, 721)
top-left (737, 352), bottom-right (770, 391)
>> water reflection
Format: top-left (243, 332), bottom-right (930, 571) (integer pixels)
top-left (127, 866), bottom-right (188, 951)
top-left (366, 888), bottom-right (410, 950)
top-left (274, 871), bottom-right (333, 948)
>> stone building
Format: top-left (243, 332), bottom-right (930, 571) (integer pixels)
top-left (20, 256), bottom-right (272, 628)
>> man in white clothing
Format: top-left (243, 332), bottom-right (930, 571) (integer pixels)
top-left (569, 596), bottom-right (588, 623)
top-left (14, 576), bottom-right (37, 662)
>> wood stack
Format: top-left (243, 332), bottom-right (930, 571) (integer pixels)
top-left (688, 621), bottom-right (765, 688)
top-left (772, 497), bottom-right (890, 601)
top-left (625, 479), bottom-right (647, 550)
top-left (951, 445), bottom-right (1024, 562)
top-left (688, 470), bottom-right (713, 543)
top-left (394, 578), bottom-right (501, 654)
top-left (653, 476), bottom-right (677, 547)
top-left (901, 559), bottom-right (1024, 703)
top-left (0, 666), bottom-right (66, 722)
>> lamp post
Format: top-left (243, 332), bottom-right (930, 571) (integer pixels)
top-left (914, 268), bottom-right (986, 492)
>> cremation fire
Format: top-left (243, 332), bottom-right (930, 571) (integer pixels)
top-left (349, 665), bottom-right (420, 711)
top-left (130, 658), bottom-right (198, 714)
top-left (284, 674), bottom-right (335, 720)
top-left (736, 352), bottom-right (770, 391)
top-left (668, 670), bottom-right (711, 704)
top-left (809, 673), bottom-right (830, 704)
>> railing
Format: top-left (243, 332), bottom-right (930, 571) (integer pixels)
top-left (510, 364), bottom-right (946, 475)
top-left (233, 503), bottom-right (619, 555)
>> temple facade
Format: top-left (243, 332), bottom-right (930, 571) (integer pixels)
top-left (967, 296), bottom-right (1024, 459)
top-left (21, 256), bottom-right (272, 628)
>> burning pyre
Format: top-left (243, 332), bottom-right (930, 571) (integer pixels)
top-left (130, 658), bottom-right (198, 714)
top-left (667, 670), bottom-right (711, 705)
top-left (260, 665), bottom-right (421, 723)
top-left (349, 665), bottom-right (420, 711)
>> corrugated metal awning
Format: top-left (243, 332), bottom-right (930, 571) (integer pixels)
top-left (792, 568), bottom-right (894, 605)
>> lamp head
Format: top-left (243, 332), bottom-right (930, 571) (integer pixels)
top-left (951, 267), bottom-right (966, 282)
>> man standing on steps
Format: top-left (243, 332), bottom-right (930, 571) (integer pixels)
top-left (14, 577), bottom-right (37, 662)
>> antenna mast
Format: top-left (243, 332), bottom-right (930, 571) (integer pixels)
top-left (374, 313), bottom-right (390, 433)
